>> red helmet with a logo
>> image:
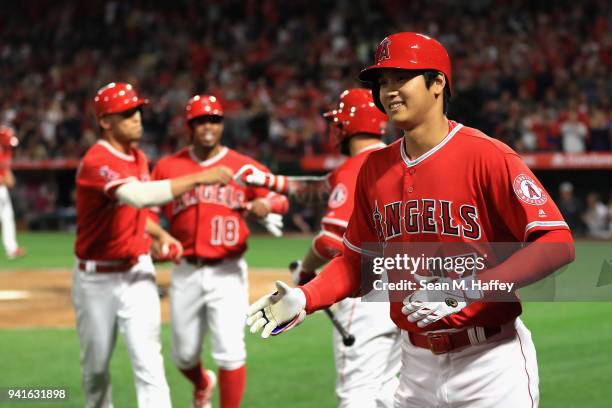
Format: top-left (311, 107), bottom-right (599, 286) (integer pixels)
top-left (93, 82), bottom-right (148, 119)
top-left (185, 95), bottom-right (224, 122)
top-left (358, 32), bottom-right (452, 112)
top-left (324, 88), bottom-right (387, 144)
top-left (0, 125), bottom-right (18, 148)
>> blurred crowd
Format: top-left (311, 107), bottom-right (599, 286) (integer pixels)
top-left (558, 182), bottom-right (612, 239)
top-left (1, 0), bottom-right (610, 166)
top-left (0, 0), bottom-right (610, 234)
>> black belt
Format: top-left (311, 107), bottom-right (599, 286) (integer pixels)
top-left (183, 256), bottom-right (224, 267)
top-left (78, 259), bottom-right (137, 273)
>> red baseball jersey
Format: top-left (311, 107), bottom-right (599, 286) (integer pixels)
top-left (0, 145), bottom-right (11, 179)
top-left (151, 146), bottom-right (281, 260)
top-left (344, 121), bottom-right (569, 333)
top-left (313, 143), bottom-right (386, 259)
top-left (75, 140), bottom-right (152, 261)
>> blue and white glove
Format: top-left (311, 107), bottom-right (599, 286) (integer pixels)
top-left (247, 281), bottom-right (307, 338)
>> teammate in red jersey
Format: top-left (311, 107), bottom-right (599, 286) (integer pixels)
top-left (73, 83), bottom-right (233, 408)
top-left (0, 125), bottom-right (26, 260)
top-left (151, 95), bottom-right (288, 408)
top-left (247, 33), bottom-right (575, 407)
top-left (239, 88), bottom-right (401, 407)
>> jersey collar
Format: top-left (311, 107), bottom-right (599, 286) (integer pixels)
top-left (400, 122), bottom-right (463, 167)
top-left (189, 146), bottom-right (228, 166)
top-left (97, 140), bottom-right (135, 162)
top-left (355, 142), bottom-right (386, 155)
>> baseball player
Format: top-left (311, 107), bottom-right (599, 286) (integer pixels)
top-left (0, 125), bottom-right (26, 260)
top-left (246, 33), bottom-right (575, 407)
top-left (150, 95), bottom-right (288, 408)
top-left (238, 89), bottom-right (401, 407)
top-left (73, 82), bottom-right (234, 408)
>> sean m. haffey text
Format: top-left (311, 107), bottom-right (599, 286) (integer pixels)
top-left (370, 253), bottom-right (516, 293)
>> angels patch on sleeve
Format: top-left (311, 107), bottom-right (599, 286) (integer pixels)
top-left (99, 165), bottom-right (120, 183)
top-left (513, 174), bottom-right (548, 206)
top-left (328, 183), bottom-right (348, 209)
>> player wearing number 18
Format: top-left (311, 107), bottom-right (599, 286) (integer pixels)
top-left (151, 95), bottom-right (288, 408)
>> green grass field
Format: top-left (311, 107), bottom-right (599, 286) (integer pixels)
top-left (1, 233), bottom-right (612, 407)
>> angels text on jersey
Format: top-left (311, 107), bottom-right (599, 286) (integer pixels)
top-left (372, 198), bottom-right (482, 241)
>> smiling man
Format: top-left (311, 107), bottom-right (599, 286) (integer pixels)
top-left (151, 95), bottom-right (288, 408)
top-left (247, 33), bottom-right (575, 407)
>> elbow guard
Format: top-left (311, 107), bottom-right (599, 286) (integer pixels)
top-left (116, 180), bottom-right (173, 209)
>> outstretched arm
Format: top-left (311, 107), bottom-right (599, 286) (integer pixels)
top-left (246, 251), bottom-right (361, 338)
top-left (117, 166), bottom-right (234, 208)
top-left (235, 164), bottom-right (330, 204)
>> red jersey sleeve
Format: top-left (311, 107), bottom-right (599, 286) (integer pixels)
top-left (311, 224), bottom-right (344, 260)
top-left (0, 148), bottom-right (11, 177)
top-left (321, 170), bottom-right (350, 230)
top-left (343, 161), bottom-right (382, 257)
top-left (301, 161), bottom-right (382, 313)
top-left (77, 154), bottom-right (138, 200)
top-left (486, 151), bottom-right (569, 241)
top-left (315, 163), bottom-right (357, 260)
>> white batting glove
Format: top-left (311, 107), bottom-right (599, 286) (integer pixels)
top-left (257, 213), bottom-right (284, 237)
top-left (246, 281), bottom-right (307, 338)
top-left (234, 165), bottom-right (288, 194)
top-left (234, 164), bottom-right (261, 186)
top-left (401, 275), bottom-right (482, 328)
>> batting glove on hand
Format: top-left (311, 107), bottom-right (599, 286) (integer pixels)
top-left (256, 213), bottom-right (284, 237)
top-left (234, 165), bottom-right (288, 194)
top-left (401, 275), bottom-right (482, 328)
top-left (289, 260), bottom-right (316, 286)
top-left (246, 281), bottom-right (307, 338)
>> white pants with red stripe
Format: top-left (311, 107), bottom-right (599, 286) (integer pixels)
top-left (394, 318), bottom-right (539, 408)
top-left (333, 298), bottom-right (402, 408)
top-left (170, 257), bottom-right (248, 371)
top-left (0, 185), bottom-right (18, 256)
top-left (72, 255), bottom-right (171, 408)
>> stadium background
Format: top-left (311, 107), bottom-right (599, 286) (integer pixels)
top-left (1, 0), bottom-right (611, 407)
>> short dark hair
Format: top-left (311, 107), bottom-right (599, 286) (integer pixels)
top-left (423, 70), bottom-right (451, 114)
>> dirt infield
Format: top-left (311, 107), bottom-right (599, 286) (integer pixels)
top-left (0, 268), bottom-right (288, 329)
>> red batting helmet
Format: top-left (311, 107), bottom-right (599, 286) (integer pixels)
top-left (324, 88), bottom-right (387, 144)
top-left (0, 125), bottom-right (18, 148)
top-left (93, 82), bottom-right (148, 119)
top-left (185, 95), bottom-right (224, 122)
top-left (358, 32), bottom-right (452, 112)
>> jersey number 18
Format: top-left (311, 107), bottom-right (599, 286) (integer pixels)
top-left (211, 216), bottom-right (240, 246)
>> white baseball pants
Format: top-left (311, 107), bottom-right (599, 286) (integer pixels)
top-left (394, 318), bottom-right (539, 408)
top-left (170, 257), bottom-right (248, 371)
top-left (72, 255), bottom-right (171, 408)
top-left (0, 185), bottom-right (18, 255)
top-left (334, 298), bottom-right (402, 408)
